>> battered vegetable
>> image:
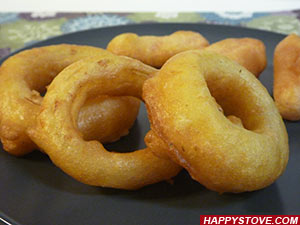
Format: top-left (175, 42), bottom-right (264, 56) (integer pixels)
top-left (274, 34), bottom-right (300, 121)
top-left (143, 50), bottom-right (289, 193)
top-left (28, 54), bottom-right (181, 190)
top-left (206, 38), bottom-right (267, 77)
top-left (107, 30), bottom-right (209, 68)
top-left (0, 44), bottom-right (142, 155)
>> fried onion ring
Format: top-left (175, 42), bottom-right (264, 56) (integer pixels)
top-left (0, 44), bottom-right (141, 156)
top-left (274, 34), bottom-right (300, 121)
top-left (143, 50), bottom-right (289, 193)
top-left (205, 38), bottom-right (267, 77)
top-left (27, 54), bottom-right (181, 190)
top-left (107, 30), bottom-right (209, 68)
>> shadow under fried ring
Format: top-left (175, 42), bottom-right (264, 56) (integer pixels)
top-left (0, 100), bottom-right (285, 214)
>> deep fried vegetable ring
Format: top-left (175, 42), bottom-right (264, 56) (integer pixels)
top-left (0, 44), bottom-right (141, 156)
top-left (27, 54), bottom-right (181, 190)
top-left (274, 34), bottom-right (300, 121)
top-left (143, 50), bottom-right (289, 193)
top-left (206, 38), bottom-right (267, 77)
top-left (107, 30), bottom-right (209, 68)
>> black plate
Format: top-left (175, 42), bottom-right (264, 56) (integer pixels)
top-left (0, 23), bottom-right (299, 225)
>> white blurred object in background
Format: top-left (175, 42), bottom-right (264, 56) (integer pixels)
top-left (1, 0), bottom-right (300, 12)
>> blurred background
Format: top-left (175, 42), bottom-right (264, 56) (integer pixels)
top-left (2, 0), bottom-right (300, 12)
top-left (1, 0), bottom-right (300, 58)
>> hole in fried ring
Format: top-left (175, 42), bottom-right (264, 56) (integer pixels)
top-left (27, 54), bottom-right (181, 190)
top-left (0, 44), bottom-right (143, 156)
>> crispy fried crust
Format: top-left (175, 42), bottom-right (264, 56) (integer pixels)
top-left (0, 44), bottom-right (141, 156)
top-left (274, 34), bottom-right (300, 121)
top-left (27, 54), bottom-right (181, 190)
top-left (143, 50), bottom-right (289, 193)
top-left (206, 38), bottom-right (267, 77)
top-left (107, 31), bottom-right (209, 68)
